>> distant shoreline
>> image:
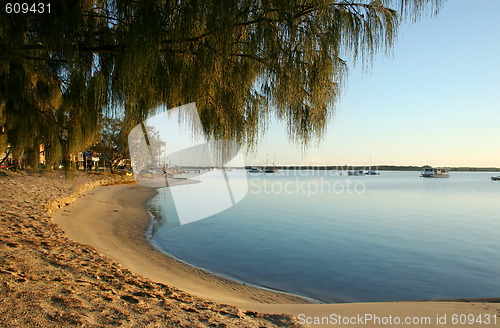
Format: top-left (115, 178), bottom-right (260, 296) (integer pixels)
top-left (244, 165), bottom-right (500, 172)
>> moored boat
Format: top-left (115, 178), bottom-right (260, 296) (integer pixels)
top-left (348, 170), bottom-right (365, 176)
top-left (263, 154), bottom-right (278, 174)
top-left (366, 169), bottom-right (380, 175)
top-left (248, 167), bottom-right (262, 173)
top-left (264, 167), bottom-right (277, 173)
top-left (421, 166), bottom-right (450, 178)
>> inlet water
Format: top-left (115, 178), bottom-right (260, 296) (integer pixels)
top-left (148, 170), bottom-right (500, 303)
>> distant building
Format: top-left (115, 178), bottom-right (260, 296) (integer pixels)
top-left (78, 151), bottom-right (100, 170)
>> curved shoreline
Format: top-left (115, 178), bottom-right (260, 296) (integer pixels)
top-left (146, 227), bottom-right (319, 304)
top-left (53, 183), bottom-right (312, 308)
top-left (54, 182), bottom-right (500, 327)
top-left (144, 192), bottom-right (322, 304)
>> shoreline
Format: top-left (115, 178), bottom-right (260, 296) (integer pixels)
top-left (143, 189), bottom-right (322, 304)
top-left (53, 181), bottom-right (500, 327)
top-left (53, 182), bottom-right (312, 308)
top-left (1, 172), bottom-right (302, 327)
top-left (146, 227), bottom-right (319, 304)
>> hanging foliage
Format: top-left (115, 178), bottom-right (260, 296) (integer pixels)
top-left (0, 0), bottom-right (443, 167)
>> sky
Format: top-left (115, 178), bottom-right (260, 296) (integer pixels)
top-left (245, 0), bottom-right (500, 167)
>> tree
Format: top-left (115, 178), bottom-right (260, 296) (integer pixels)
top-left (91, 117), bottom-right (129, 174)
top-left (0, 0), bottom-right (443, 168)
top-left (0, 102), bottom-right (7, 157)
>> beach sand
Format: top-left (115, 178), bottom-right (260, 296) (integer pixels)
top-left (0, 171), bottom-right (300, 327)
top-left (2, 171), bottom-right (499, 327)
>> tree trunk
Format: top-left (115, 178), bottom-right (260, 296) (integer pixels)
top-left (61, 139), bottom-right (76, 178)
top-left (110, 158), bottom-right (120, 174)
top-left (0, 148), bottom-right (11, 165)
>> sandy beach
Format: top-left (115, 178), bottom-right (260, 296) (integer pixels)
top-left (53, 182), bottom-right (308, 307)
top-left (53, 178), bottom-right (500, 327)
top-left (2, 171), bottom-right (499, 327)
top-left (0, 171), bottom-right (300, 327)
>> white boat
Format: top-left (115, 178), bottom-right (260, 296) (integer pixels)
top-left (421, 166), bottom-right (450, 178)
top-left (248, 167), bottom-right (262, 173)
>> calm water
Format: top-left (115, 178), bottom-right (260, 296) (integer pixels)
top-left (148, 170), bottom-right (500, 303)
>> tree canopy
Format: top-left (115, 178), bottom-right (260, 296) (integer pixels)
top-left (90, 117), bottom-right (128, 173)
top-left (0, 0), bottom-right (443, 167)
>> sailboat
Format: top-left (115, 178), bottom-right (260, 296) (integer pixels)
top-left (264, 155), bottom-right (278, 173)
top-left (264, 166), bottom-right (277, 173)
top-left (366, 156), bottom-right (380, 175)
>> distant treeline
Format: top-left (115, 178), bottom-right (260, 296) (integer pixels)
top-left (245, 165), bottom-right (500, 172)
top-left (449, 167), bottom-right (500, 172)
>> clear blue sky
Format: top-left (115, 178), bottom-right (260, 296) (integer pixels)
top-left (246, 0), bottom-right (500, 167)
